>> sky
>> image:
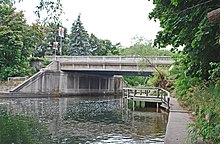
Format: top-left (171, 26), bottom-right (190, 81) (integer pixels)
top-left (16, 0), bottom-right (161, 47)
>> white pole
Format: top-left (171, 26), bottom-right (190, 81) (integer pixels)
top-left (60, 36), bottom-right (62, 56)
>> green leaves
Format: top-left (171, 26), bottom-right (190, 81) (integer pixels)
top-left (0, 5), bottom-right (37, 79)
top-left (150, 0), bottom-right (220, 79)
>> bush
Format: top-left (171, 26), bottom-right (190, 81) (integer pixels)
top-left (187, 81), bottom-right (220, 143)
top-left (123, 76), bottom-right (147, 87)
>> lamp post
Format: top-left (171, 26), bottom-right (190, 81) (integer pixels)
top-left (58, 27), bottom-right (64, 56)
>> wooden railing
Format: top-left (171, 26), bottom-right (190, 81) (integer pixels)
top-left (123, 87), bottom-right (170, 110)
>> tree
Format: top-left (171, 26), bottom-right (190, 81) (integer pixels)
top-left (0, 5), bottom-right (36, 79)
top-left (149, 0), bottom-right (220, 79)
top-left (68, 14), bottom-right (92, 56)
top-left (34, 23), bottom-right (69, 57)
top-left (120, 36), bottom-right (172, 56)
top-left (1, 0), bottom-right (63, 25)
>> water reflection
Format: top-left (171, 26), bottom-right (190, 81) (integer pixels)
top-left (0, 95), bottom-right (168, 143)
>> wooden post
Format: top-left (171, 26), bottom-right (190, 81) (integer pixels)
top-left (127, 89), bottom-right (129, 98)
top-left (133, 99), bottom-right (135, 111)
top-left (157, 89), bottom-right (160, 98)
top-left (156, 103), bottom-right (159, 112)
top-left (168, 97), bottom-right (170, 110)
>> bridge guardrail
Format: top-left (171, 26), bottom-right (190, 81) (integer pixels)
top-left (46, 56), bottom-right (173, 64)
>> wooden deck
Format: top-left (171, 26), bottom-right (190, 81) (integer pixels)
top-left (123, 87), bottom-right (170, 111)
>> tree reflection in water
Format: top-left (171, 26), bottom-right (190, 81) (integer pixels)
top-left (0, 95), bottom-right (168, 143)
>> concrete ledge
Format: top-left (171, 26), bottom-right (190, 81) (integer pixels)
top-left (0, 92), bottom-right (121, 98)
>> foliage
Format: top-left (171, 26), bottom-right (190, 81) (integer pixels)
top-left (26, 23), bottom-right (47, 58)
top-left (208, 62), bottom-right (220, 80)
top-left (0, 109), bottom-right (51, 144)
top-left (170, 53), bottom-right (201, 99)
top-left (68, 14), bottom-right (92, 56)
top-left (0, 5), bottom-right (36, 80)
top-left (68, 15), bottom-right (120, 56)
top-left (170, 53), bottom-right (220, 142)
top-left (184, 81), bottom-right (220, 143)
top-left (34, 0), bottom-right (63, 25)
top-left (123, 76), bottom-right (147, 87)
top-left (1, 0), bottom-right (63, 25)
top-left (147, 67), bottom-right (169, 87)
top-left (38, 23), bottom-right (69, 56)
top-left (120, 36), bottom-right (172, 56)
top-left (149, 0), bottom-right (220, 79)
top-left (90, 34), bottom-right (120, 56)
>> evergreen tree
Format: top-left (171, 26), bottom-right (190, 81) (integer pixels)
top-left (68, 14), bottom-right (91, 56)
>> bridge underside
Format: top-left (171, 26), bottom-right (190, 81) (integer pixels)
top-left (61, 69), bottom-right (153, 76)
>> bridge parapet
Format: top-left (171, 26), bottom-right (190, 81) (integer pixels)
top-left (45, 56), bottom-right (173, 75)
top-left (46, 56), bottom-right (173, 64)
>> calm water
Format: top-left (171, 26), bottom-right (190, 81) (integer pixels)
top-left (0, 95), bottom-right (168, 144)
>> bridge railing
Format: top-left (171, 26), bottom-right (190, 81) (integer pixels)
top-left (123, 87), bottom-right (170, 109)
top-left (46, 56), bottom-right (173, 65)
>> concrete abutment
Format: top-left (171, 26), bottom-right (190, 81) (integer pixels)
top-left (10, 64), bottom-right (126, 96)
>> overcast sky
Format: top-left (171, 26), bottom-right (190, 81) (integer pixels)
top-left (16, 0), bottom-right (161, 47)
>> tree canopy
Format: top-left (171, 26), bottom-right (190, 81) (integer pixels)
top-left (0, 5), bottom-right (36, 79)
top-left (149, 0), bottom-right (220, 79)
top-left (120, 36), bottom-right (172, 56)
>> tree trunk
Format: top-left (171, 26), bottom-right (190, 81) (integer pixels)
top-left (208, 8), bottom-right (220, 23)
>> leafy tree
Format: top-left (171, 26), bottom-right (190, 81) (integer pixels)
top-left (89, 33), bottom-right (120, 56)
top-left (120, 36), bottom-right (172, 56)
top-left (89, 33), bottom-right (103, 55)
top-left (100, 39), bottom-right (120, 55)
top-left (0, 5), bottom-right (36, 79)
top-left (37, 23), bottom-right (69, 56)
top-left (30, 23), bottom-right (48, 57)
top-left (68, 14), bottom-right (92, 56)
top-left (149, 0), bottom-right (220, 79)
top-left (1, 0), bottom-right (63, 25)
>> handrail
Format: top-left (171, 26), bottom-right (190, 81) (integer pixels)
top-left (123, 87), bottom-right (170, 109)
top-left (46, 56), bottom-right (173, 63)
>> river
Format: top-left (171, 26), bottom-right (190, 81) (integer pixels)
top-left (0, 95), bottom-right (168, 143)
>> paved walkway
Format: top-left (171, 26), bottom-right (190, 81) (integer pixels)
top-left (165, 97), bottom-right (194, 144)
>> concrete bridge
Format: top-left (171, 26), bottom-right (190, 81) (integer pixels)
top-left (46, 56), bottom-right (173, 76)
top-left (9, 56), bottom-right (173, 96)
